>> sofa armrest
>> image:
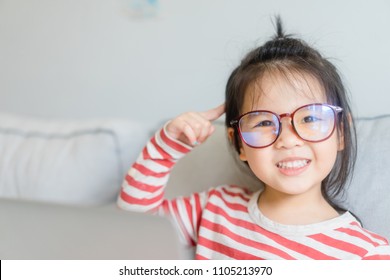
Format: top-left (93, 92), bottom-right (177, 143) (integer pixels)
top-left (0, 198), bottom-right (184, 259)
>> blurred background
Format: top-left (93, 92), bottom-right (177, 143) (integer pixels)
top-left (1, 0), bottom-right (389, 125)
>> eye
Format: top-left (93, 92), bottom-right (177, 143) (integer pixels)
top-left (302, 115), bottom-right (322, 123)
top-left (254, 120), bottom-right (275, 128)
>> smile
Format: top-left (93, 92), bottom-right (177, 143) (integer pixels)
top-left (276, 159), bottom-right (311, 169)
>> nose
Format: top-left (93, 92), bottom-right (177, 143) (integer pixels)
top-left (274, 118), bottom-right (304, 149)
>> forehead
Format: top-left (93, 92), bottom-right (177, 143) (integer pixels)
top-left (242, 69), bottom-right (326, 113)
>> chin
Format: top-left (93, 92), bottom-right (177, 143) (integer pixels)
top-left (267, 182), bottom-right (319, 196)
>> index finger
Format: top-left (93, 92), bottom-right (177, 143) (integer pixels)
top-left (200, 103), bottom-right (225, 121)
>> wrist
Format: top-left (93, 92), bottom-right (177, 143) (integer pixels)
top-left (157, 122), bottom-right (193, 158)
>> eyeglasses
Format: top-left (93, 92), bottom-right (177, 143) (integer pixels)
top-left (230, 103), bottom-right (343, 148)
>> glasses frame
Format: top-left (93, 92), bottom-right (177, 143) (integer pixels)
top-left (230, 103), bottom-right (343, 149)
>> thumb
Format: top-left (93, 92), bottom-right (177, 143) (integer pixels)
top-left (200, 103), bottom-right (225, 121)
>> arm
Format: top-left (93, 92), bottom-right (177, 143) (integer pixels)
top-left (117, 124), bottom-right (192, 213)
top-left (117, 104), bottom-right (225, 245)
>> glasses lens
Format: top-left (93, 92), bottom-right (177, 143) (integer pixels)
top-left (293, 104), bottom-right (335, 141)
top-left (239, 111), bottom-right (279, 147)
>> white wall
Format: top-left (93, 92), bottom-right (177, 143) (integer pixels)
top-left (1, 0), bottom-right (389, 124)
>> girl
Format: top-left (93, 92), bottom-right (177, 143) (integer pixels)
top-left (117, 18), bottom-right (390, 259)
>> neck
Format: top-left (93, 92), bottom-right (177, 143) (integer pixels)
top-left (258, 186), bottom-right (339, 225)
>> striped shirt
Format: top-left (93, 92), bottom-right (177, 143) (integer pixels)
top-left (117, 125), bottom-right (390, 260)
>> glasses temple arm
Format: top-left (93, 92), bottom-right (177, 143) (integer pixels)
top-left (329, 105), bottom-right (343, 114)
top-left (230, 120), bottom-right (239, 126)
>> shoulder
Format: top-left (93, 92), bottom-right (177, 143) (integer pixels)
top-left (358, 227), bottom-right (390, 259)
top-left (361, 230), bottom-right (390, 259)
top-left (340, 213), bottom-right (390, 259)
top-left (201, 185), bottom-right (256, 224)
top-left (339, 213), bottom-right (388, 245)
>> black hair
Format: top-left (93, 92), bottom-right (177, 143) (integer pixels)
top-left (225, 16), bottom-right (357, 213)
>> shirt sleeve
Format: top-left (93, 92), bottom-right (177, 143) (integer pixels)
top-left (117, 123), bottom-right (208, 246)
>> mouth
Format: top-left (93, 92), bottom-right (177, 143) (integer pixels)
top-left (276, 159), bottom-right (311, 169)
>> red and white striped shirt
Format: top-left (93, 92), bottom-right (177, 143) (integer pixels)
top-left (117, 126), bottom-right (390, 260)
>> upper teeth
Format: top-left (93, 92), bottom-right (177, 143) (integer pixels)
top-left (277, 160), bottom-right (310, 169)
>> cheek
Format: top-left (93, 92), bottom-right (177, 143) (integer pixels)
top-left (240, 146), bottom-right (272, 173)
top-left (313, 137), bottom-right (340, 173)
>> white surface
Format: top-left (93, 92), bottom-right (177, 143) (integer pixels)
top-left (0, 0), bottom-right (389, 122)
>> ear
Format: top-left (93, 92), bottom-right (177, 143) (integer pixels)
top-left (238, 147), bottom-right (248, 161)
top-left (337, 132), bottom-right (344, 151)
top-left (227, 127), bottom-right (247, 161)
top-left (337, 113), bottom-right (352, 152)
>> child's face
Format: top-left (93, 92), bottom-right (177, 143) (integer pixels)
top-left (236, 70), bottom-right (343, 198)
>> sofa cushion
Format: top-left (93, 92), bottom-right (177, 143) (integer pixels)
top-left (0, 112), bottom-right (152, 206)
top-left (344, 115), bottom-right (390, 240)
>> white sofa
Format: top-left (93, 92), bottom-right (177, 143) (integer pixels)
top-left (1, 112), bottom-right (390, 259)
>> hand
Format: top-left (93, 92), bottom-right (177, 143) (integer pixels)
top-left (166, 104), bottom-right (225, 147)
